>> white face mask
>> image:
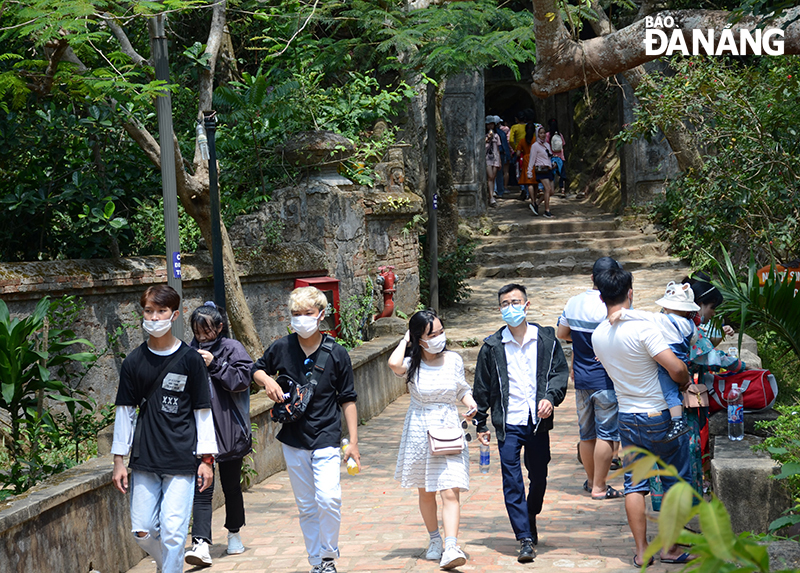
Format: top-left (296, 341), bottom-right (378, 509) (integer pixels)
top-left (422, 332), bottom-right (447, 354)
top-left (142, 313), bottom-right (176, 338)
top-left (291, 312), bottom-right (322, 338)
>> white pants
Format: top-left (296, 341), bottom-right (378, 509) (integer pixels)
top-left (129, 470), bottom-right (195, 573)
top-left (282, 444), bottom-right (342, 566)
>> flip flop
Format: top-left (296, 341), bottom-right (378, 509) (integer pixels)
top-left (583, 480), bottom-right (591, 493)
top-left (660, 552), bottom-right (693, 564)
top-left (610, 458), bottom-right (622, 471)
top-left (633, 554), bottom-right (655, 568)
top-left (592, 485), bottom-right (624, 500)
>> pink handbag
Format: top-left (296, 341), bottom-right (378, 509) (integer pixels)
top-left (427, 426), bottom-right (465, 456)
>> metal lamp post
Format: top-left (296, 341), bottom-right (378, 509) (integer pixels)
top-left (202, 111), bottom-right (226, 309)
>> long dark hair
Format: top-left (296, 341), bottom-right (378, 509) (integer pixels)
top-left (548, 118), bottom-right (559, 140)
top-left (405, 309), bottom-right (443, 384)
top-left (525, 121), bottom-right (536, 145)
top-left (190, 301), bottom-right (230, 341)
top-left (682, 273), bottom-right (724, 308)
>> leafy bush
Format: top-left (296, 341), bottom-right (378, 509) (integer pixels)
top-left (419, 236), bottom-right (475, 307)
top-left (621, 56), bottom-right (800, 270)
top-left (336, 278), bottom-right (376, 350)
top-left (755, 404), bottom-right (800, 533)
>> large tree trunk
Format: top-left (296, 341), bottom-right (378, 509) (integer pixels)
top-left (124, 0), bottom-right (264, 360)
top-left (586, 2), bottom-right (704, 173)
top-left (531, 0), bottom-right (800, 98)
top-left (435, 84), bottom-right (459, 256)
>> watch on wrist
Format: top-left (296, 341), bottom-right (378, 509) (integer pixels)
top-left (201, 454), bottom-right (214, 464)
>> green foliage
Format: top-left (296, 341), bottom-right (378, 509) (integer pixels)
top-left (336, 278), bottom-right (375, 350)
top-left (128, 196), bottom-right (202, 255)
top-left (0, 296), bottom-right (95, 495)
top-left (420, 236), bottom-right (475, 307)
top-left (751, 326), bottom-right (800, 405)
top-left (754, 403), bottom-right (800, 533)
top-left (713, 247), bottom-right (800, 364)
top-left (619, 446), bottom-right (779, 572)
top-left (620, 56), bottom-right (800, 270)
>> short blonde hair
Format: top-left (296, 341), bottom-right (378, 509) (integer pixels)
top-left (290, 286), bottom-right (328, 313)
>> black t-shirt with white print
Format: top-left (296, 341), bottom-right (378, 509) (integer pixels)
top-left (252, 333), bottom-right (357, 451)
top-left (115, 341), bottom-right (211, 475)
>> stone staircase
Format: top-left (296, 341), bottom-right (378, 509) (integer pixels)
top-left (443, 194), bottom-right (690, 378)
top-left (470, 195), bottom-right (681, 279)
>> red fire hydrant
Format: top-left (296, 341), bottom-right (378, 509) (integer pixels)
top-left (374, 266), bottom-right (398, 320)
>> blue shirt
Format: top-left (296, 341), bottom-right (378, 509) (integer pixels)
top-left (558, 289), bottom-right (615, 391)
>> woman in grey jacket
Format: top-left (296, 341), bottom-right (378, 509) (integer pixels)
top-left (185, 302), bottom-right (254, 567)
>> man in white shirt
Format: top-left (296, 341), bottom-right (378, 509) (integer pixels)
top-left (473, 284), bottom-right (569, 564)
top-left (591, 268), bottom-right (693, 568)
top-left (111, 285), bottom-right (218, 573)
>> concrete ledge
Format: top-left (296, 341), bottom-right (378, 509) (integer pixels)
top-left (711, 435), bottom-right (792, 535)
top-left (707, 408), bottom-right (780, 438)
top-left (0, 336), bottom-right (406, 573)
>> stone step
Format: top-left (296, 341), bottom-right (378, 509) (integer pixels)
top-left (473, 234), bottom-right (665, 257)
top-left (473, 255), bottom-right (683, 278)
top-left (472, 228), bottom-right (645, 246)
top-left (487, 218), bottom-right (620, 236)
top-left (472, 242), bottom-right (671, 270)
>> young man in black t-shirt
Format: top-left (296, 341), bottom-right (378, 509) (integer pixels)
top-left (253, 286), bottom-right (360, 573)
top-left (111, 285), bottom-right (218, 573)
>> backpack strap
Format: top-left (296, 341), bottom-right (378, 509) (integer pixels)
top-left (309, 334), bottom-right (335, 387)
top-left (132, 343), bottom-right (192, 459)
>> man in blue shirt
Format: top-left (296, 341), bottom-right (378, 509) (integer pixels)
top-left (557, 257), bottom-right (623, 500)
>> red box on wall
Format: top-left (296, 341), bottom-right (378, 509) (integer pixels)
top-left (294, 277), bottom-right (341, 337)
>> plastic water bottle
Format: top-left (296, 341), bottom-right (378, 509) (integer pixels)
top-left (341, 438), bottom-right (360, 475)
top-left (479, 443), bottom-right (490, 474)
top-left (727, 383), bottom-right (744, 441)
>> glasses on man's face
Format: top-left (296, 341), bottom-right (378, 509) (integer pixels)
top-left (500, 300), bottom-right (526, 309)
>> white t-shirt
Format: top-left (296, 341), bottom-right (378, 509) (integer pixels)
top-left (619, 308), bottom-right (696, 346)
top-left (502, 323), bottom-right (539, 426)
top-left (592, 319), bottom-right (670, 414)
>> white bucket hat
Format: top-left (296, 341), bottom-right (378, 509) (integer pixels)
top-left (656, 281), bottom-right (700, 312)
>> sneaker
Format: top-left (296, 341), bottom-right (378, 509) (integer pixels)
top-left (529, 203), bottom-right (539, 216)
top-left (543, 211), bottom-right (554, 218)
top-left (426, 537), bottom-right (444, 560)
top-left (667, 418), bottom-right (689, 440)
top-left (320, 560), bottom-right (337, 573)
top-left (440, 545), bottom-right (467, 570)
top-left (227, 531), bottom-right (245, 554)
top-left (518, 538), bottom-right (536, 563)
top-left (185, 539), bottom-right (212, 567)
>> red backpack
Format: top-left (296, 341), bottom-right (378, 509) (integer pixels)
top-left (708, 369), bottom-right (778, 413)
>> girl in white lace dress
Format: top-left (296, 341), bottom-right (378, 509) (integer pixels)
top-left (388, 310), bottom-right (477, 570)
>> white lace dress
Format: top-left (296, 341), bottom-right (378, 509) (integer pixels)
top-left (394, 351), bottom-right (472, 492)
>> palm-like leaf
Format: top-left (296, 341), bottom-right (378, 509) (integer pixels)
top-left (713, 245), bottom-right (800, 361)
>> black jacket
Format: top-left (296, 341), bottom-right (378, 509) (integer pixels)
top-left (191, 337), bottom-right (254, 462)
top-left (473, 323), bottom-right (569, 442)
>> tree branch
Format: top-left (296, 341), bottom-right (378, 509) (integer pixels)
top-left (102, 12), bottom-right (149, 66)
top-left (122, 121), bottom-right (161, 168)
top-left (61, 47), bottom-right (88, 73)
top-left (39, 38), bottom-right (70, 95)
top-left (531, 5), bottom-right (800, 98)
top-left (194, 0), bottom-right (226, 167)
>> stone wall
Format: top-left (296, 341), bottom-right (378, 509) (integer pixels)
top-left (0, 182), bottom-right (422, 408)
top-left (0, 336), bottom-right (407, 573)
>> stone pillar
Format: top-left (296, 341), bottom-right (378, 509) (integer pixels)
top-left (618, 72), bottom-right (680, 206)
top-left (441, 71), bottom-right (485, 217)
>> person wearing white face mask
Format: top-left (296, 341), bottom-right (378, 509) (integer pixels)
top-left (251, 286), bottom-right (359, 573)
top-left (111, 285), bottom-right (218, 573)
top-left (388, 310), bottom-right (478, 570)
top-left (473, 283), bottom-right (569, 563)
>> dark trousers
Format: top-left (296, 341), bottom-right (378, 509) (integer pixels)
top-left (191, 458), bottom-right (245, 543)
top-left (497, 417), bottom-right (551, 540)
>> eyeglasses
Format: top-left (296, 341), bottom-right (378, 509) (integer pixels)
top-left (500, 300), bottom-right (526, 309)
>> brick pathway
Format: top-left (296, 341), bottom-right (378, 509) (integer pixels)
top-left (128, 389), bottom-right (680, 573)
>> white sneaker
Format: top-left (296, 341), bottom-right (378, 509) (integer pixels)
top-left (185, 539), bottom-right (212, 567)
top-left (227, 531), bottom-right (245, 554)
top-left (440, 545), bottom-right (467, 570)
top-left (426, 537), bottom-right (444, 560)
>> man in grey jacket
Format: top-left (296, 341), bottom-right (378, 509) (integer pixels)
top-left (474, 283), bottom-right (569, 564)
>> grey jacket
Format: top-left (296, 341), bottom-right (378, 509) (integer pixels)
top-left (473, 323), bottom-right (569, 442)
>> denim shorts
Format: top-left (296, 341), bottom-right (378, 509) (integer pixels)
top-left (618, 410), bottom-right (692, 495)
top-left (575, 388), bottom-right (620, 442)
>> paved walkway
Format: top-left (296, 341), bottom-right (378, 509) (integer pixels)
top-left (128, 388), bottom-right (682, 573)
